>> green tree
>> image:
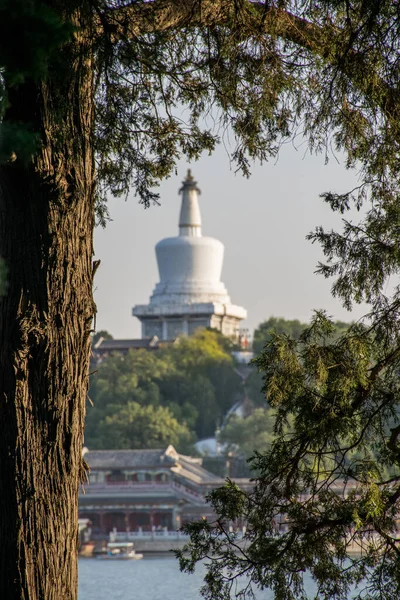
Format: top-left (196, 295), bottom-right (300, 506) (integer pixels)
top-left (253, 317), bottom-right (307, 354)
top-left (250, 318), bottom-right (351, 405)
top-left (92, 329), bottom-right (113, 346)
top-left (86, 349), bottom-right (168, 446)
top-left (86, 330), bottom-right (241, 442)
top-left (253, 316), bottom-right (351, 354)
top-left (158, 371), bottom-right (218, 438)
top-left (2, 0), bottom-right (400, 597)
top-left (178, 313), bottom-right (400, 599)
top-left (93, 401), bottom-right (194, 452)
top-left (221, 408), bottom-right (276, 458)
top-left (158, 330), bottom-right (242, 437)
top-left (160, 329), bottom-right (234, 370)
top-left (89, 349), bottom-right (168, 409)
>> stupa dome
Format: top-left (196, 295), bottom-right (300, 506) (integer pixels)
top-left (132, 170), bottom-right (246, 340)
top-left (151, 171), bottom-right (229, 305)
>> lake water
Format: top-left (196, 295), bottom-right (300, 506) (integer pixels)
top-left (78, 556), bottom-right (315, 600)
top-left (78, 556), bottom-right (207, 600)
top-left (78, 555), bottom-right (368, 599)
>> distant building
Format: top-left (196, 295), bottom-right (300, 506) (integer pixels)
top-left (132, 171), bottom-right (247, 340)
top-left (92, 335), bottom-right (172, 362)
top-left (79, 446), bottom-right (245, 534)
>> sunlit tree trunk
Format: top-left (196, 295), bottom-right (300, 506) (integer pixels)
top-left (0, 7), bottom-right (95, 598)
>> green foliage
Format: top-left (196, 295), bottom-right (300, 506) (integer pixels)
top-left (0, 122), bottom-right (41, 165)
top-left (243, 367), bottom-right (264, 407)
top-left (0, 0), bottom-right (75, 165)
top-left (93, 0), bottom-right (394, 206)
top-left (157, 330), bottom-right (241, 437)
top-left (86, 329), bottom-right (242, 449)
top-left (249, 317), bottom-right (352, 407)
top-left (160, 328), bottom-right (234, 368)
top-left (92, 400), bottom-right (194, 451)
top-left (253, 317), bottom-right (307, 355)
top-left (180, 313), bottom-right (400, 599)
top-left (87, 349), bottom-right (167, 443)
top-left (221, 408), bottom-right (276, 459)
top-left (92, 329), bottom-right (113, 346)
top-left (0, 0), bottom-right (74, 87)
top-left (252, 316), bottom-right (351, 355)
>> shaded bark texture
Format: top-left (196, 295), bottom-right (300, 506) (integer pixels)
top-left (0, 4), bottom-right (95, 598)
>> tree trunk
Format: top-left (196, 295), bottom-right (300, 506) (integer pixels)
top-left (0, 7), bottom-right (95, 599)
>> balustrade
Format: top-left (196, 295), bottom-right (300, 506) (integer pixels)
top-left (83, 480), bottom-right (173, 495)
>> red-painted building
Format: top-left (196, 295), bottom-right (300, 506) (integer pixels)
top-left (79, 445), bottom-right (239, 535)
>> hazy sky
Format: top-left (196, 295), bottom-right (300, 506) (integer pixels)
top-left (94, 141), bottom-right (367, 339)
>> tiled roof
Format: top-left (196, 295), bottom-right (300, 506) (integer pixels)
top-left (83, 446), bottom-right (225, 486)
top-left (84, 448), bottom-right (168, 469)
top-left (170, 458), bottom-right (224, 485)
top-left (94, 338), bottom-right (160, 351)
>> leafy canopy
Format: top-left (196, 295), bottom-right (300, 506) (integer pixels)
top-left (86, 329), bottom-right (242, 447)
top-left (96, 400), bottom-right (195, 451)
top-left (0, 0), bottom-right (74, 162)
top-left (178, 314), bottom-right (400, 599)
top-left (5, 0), bottom-right (398, 210)
top-left (252, 317), bottom-right (351, 355)
top-left (221, 407), bottom-right (276, 459)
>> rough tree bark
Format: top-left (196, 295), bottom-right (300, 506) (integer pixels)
top-left (0, 6), bottom-right (95, 599)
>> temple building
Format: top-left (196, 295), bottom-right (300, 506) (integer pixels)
top-left (78, 446), bottom-right (226, 534)
top-left (132, 171), bottom-right (247, 340)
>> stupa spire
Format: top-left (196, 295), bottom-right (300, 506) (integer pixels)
top-left (179, 169), bottom-right (202, 237)
top-left (132, 169), bottom-right (247, 341)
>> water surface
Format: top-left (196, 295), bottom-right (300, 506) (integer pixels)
top-left (78, 555), bottom-right (324, 600)
top-left (79, 555), bottom-right (207, 600)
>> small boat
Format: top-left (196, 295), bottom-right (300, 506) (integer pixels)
top-left (97, 542), bottom-right (143, 560)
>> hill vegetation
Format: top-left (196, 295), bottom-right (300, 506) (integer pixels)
top-left (86, 329), bottom-right (243, 450)
top-left (88, 317), bottom-right (354, 460)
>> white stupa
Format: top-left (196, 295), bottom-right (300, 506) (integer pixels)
top-left (132, 171), bottom-right (246, 340)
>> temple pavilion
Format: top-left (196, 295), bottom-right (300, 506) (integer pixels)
top-left (79, 445), bottom-right (226, 534)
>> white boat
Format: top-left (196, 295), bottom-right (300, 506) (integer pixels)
top-left (97, 542), bottom-right (143, 560)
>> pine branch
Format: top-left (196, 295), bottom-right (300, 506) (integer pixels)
top-left (99, 0), bottom-right (400, 123)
